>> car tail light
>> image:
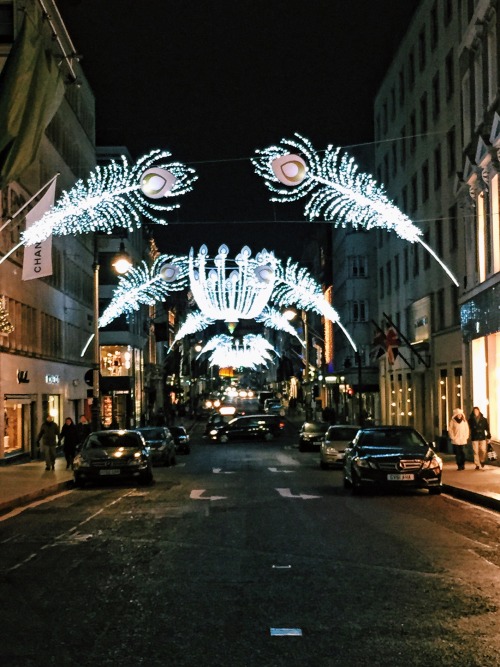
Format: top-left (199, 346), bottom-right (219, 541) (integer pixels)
top-left (279, 421), bottom-right (285, 429)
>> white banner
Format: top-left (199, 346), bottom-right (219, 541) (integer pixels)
top-left (22, 178), bottom-right (56, 280)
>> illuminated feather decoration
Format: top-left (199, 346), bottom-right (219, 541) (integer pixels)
top-left (253, 133), bottom-right (458, 286)
top-left (99, 255), bottom-right (188, 328)
top-left (22, 150), bottom-right (197, 246)
top-left (255, 307), bottom-right (305, 346)
top-left (168, 311), bottom-right (215, 351)
top-left (198, 334), bottom-right (277, 369)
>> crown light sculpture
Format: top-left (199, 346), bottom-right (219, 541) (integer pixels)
top-left (252, 133), bottom-right (459, 287)
top-left (0, 150), bottom-right (197, 266)
top-left (189, 244), bottom-right (277, 333)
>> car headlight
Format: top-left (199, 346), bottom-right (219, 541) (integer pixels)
top-left (326, 446), bottom-right (338, 454)
top-left (422, 455), bottom-right (442, 471)
top-left (355, 457), bottom-right (375, 469)
top-left (210, 429), bottom-right (219, 436)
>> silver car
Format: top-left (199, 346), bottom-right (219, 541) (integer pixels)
top-left (320, 425), bottom-right (360, 468)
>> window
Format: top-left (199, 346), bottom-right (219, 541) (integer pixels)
top-left (432, 72), bottom-right (440, 118)
top-left (403, 247), bottom-right (409, 283)
top-left (410, 112), bottom-right (416, 153)
top-left (386, 261), bottom-right (392, 295)
top-left (447, 126), bottom-right (456, 175)
top-left (420, 93), bottom-right (428, 134)
top-left (450, 284), bottom-right (460, 326)
top-left (422, 161), bottom-right (429, 202)
top-left (402, 185), bottom-right (408, 213)
top-left (394, 254), bottom-right (400, 290)
top-left (351, 300), bottom-right (368, 322)
top-left (413, 243), bottom-right (420, 277)
top-left (418, 29), bottom-right (426, 71)
top-left (436, 218), bottom-right (443, 257)
top-left (436, 288), bottom-right (445, 329)
top-left (391, 142), bottom-right (397, 177)
top-left (348, 255), bottom-right (367, 277)
top-left (423, 231), bottom-right (431, 269)
top-left (430, 2), bottom-right (438, 50)
top-left (444, 0), bottom-right (453, 25)
top-left (399, 69), bottom-right (405, 106)
top-left (445, 49), bottom-right (454, 100)
top-left (401, 126), bottom-right (406, 166)
top-left (0, 5), bottom-right (14, 41)
top-left (434, 145), bottom-right (442, 190)
top-left (390, 87), bottom-right (396, 120)
top-left (449, 204), bottom-right (458, 252)
top-left (379, 267), bottom-right (384, 298)
top-left (408, 50), bottom-right (415, 89)
top-left (411, 174), bottom-right (418, 212)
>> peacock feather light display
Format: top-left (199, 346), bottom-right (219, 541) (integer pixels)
top-left (197, 334), bottom-right (278, 369)
top-left (252, 133), bottom-right (458, 286)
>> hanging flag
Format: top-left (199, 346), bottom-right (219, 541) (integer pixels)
top-left (370, 329), bottom-right (387, 362)
top-left (385, 326), bottom-right (400, 365)
top-left (22, 178), bottom-right (57, 280)
top-left (0, 8), bottom-right (65, 189)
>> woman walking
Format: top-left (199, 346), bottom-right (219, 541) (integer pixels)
top-left (59, 417), bottom-right (78, 469)
top-left (468, 407), bottom-right (491, 470)
top-left (447, 408), bottom-right (469, 471)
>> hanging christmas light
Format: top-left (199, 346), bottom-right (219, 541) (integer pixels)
top-left (255, 307), bottom-right (305, 346)
top-left (189, 244), bottom-right (276, 331)
top-left (197, 334), bottom-right (278, 369)
top-left (168, 311), bottom-right (216, 351)
top-left (20, 150), bottom-right (197, 247)
top-left (252, 133), bottom-right (458, 286)
top-left (99, 254), bottom-right (188, 328)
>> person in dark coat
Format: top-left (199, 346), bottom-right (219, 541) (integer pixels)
top-left (37, 415), bottom-right (60, 471)
top-left (59, 417), bottom-right (78, 469)
top-left (76, 415), bottom-right (91, 446)
top-left (468, 407), bottom-right (491, 470)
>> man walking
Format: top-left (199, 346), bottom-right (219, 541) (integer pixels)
top-left (37, 415), bottom-right (60, 471)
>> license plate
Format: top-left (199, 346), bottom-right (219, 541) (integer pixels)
top-left (387, 473), bottom-right (414, 481)
top-left (99, 469), bottom-right (120, 476)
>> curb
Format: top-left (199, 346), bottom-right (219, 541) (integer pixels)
top-left (442, 484), bottom-right (500, 513)
top-left (0, 480), bottom-right (74, 517)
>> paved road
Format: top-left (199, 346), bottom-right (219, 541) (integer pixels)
top-left (1, 423), bottom-right (500, 666)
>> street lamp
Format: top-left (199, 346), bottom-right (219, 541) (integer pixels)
top-left (91, 236), bottom-right (132, 432)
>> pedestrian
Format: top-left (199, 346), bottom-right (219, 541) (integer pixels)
top-left (59, 417), bottom-right (78, 469)
top-left (447, 408), bottom-right (469, 471)
top-left (36, 415), bottom-right (60, 471)
top-left (468, 407), bottom-right (491, 470)
top-left (76, 415), bottom-right (91, 447)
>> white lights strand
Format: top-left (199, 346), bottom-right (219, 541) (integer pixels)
top-left (255, 307), bottom-right (305, 346)
top-left (252, 133), bottom-right (458, 286)
top-left (21, 150), bottom-right (197, 247)
top-left (168, 312), bottom-right (215, 351)
top-left (99, 255), bottom-right (188, 328)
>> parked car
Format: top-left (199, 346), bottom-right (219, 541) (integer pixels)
top-left (343, 426), bottom-right (442, 495)
top-left (320, 425), bottom-right (360, 468)
top-left (263, 398), bottom-right (285, 416)
top-left (170, 425), bottom-right (190, 454)
top-left (209, 414), bottom-right (285, 443)
top-left (135, 426), bottom-right (176, 466)
top-left (73, 430), bottom-right (154, 487)
top-left (298, 421), bottom-right (329, 451)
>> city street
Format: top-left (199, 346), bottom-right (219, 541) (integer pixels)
top-left (1, 420), bottom-right (500, 666)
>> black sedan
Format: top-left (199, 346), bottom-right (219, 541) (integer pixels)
top-left (298, 421), bottom-right (329, 451)
top-left (73, 430), bottom-right (154, 487)
top-left (209, 414), bottom-right (285, 443)
top-left (135, 427), bottom-right (176, 466)
top-left (343, 426), bottom-right (442, 495)
top-left (170, 425), bottom-right (191, 454)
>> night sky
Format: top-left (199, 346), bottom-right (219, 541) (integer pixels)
top-left (57, 0), bottom-right (419, 260)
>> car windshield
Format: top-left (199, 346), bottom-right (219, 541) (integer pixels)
top-left (326, 427), bottom-right (359, 440)
top-left (360, 429), bottom-right (426, 449)
top-left (137, 429), bottom-right (164, 439)
top-left (86, 433), bottom-right (141, 449)
top-left (303, 422), bottom-right (328, 433)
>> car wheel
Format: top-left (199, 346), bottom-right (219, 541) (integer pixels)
top-left (429, 486), bottom-right (442, 495)
top-left (264, 432), bottom-right (273, 442)
top-left (220, 434), bottom-right (229, 444)
top-left (351, 468), bottom-right (363, 495)
top-left (74, 474), bottom-right (85, 489)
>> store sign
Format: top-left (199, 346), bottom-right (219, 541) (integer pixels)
top-left (17, 370), bottom-right (30, 384)
top-left (409, 296), bottom-right (431, 344)
top-left (45, 374), bottom-right (60, 385)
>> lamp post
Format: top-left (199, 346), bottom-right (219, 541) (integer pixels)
top-left (284, 308), bottom-right (312, 421)
top-left (91, 235), bottom-right (132, 432)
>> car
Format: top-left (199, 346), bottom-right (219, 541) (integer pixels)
top-left (298, 421), bottom-right (329, 451)
top-left (258, 391), bottom-right (275, 410)
top-left (320, 425), bottom-right (360, 468)
top-left (343, 426), bottom-right (443, 495)
top-left (73, 429), bottom-right (154, 487)
top-left (208, 414), bottom-right (285, 443)
top-left (170, 425), bottom-right (190, 454)
top-left (135, 426), bottom-right (176, 466)
top-left (263, 398), bottom-right (285, 416)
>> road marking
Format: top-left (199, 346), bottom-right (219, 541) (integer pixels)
top-left (268, 467), bottom-right (295, 473)
top-left (212, 468), bottom-right (235, 474)
top-left (0, 490), bottom-right (73, 523)
top-left (276, 488), bottom-right (321, 499)
top-left (270, 628), bottom-right (302, 636)
top-left (272, 564), bottom-right (292, 569)
top-left (190, 489), bottom-right (227, 501)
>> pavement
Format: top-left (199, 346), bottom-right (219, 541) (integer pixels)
top-left (0, 416), bottom-right (499, 516)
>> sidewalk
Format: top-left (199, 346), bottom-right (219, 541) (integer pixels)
top-left (0, 422), bottom-right (499, 516)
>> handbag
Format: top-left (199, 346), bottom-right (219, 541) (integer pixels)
top-left (487, 443), bottom-right (498, 461)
